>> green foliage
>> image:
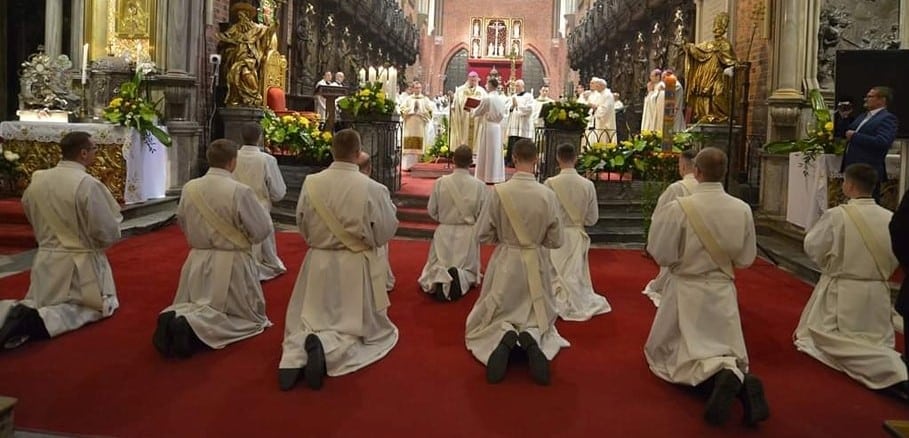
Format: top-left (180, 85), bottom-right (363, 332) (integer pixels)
top-left (424, 115), bottom-right (452, 161)
top-left (102, 70), bottom-right (171, 148)
top-left (763, 89), bottom-right (845, 176)
top-left (261, 110), bottom-right (332, 164)
top-left (337, 81), bottom-right (396, 118)
top-left (542, 100), bottom-right (589, 130)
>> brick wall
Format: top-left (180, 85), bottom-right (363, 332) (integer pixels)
top-left (421, 0), bottom-right (565, 97)
top-left (732, 0), bottom-right (770, 139)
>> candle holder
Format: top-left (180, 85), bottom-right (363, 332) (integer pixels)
top-left (78, 82), bottom-right (90, 122)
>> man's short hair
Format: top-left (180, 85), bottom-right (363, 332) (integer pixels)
top-left (331, 129), bottom-right (361, 159)
top-left (207, 139), bottom-right (239, 168)
top-left (488, 78), bottom-right (499, 89)
top-left (60, 131), bottom-right (93, 160)
top-left (680, 148), bottom-right (697, 162)
top-left (240, 122), bottom-right (262, 145)
top-left (844, 163), bottom-right (878, 194)
top-left (556, 144), bottom-right (577, 162)
top-left (873, 86), bottom-right (894, 106)
top-left (694, 147), bottom-right (728, 182)
top-left (512, 138), bottom-right (537, 163)
top-left (453, 145), bottom-right (472, 168)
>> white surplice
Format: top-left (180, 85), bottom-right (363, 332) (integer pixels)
top-left (473, 91), bottom-right (506, 183)
top-left (401, 93), bottom-right (434, 170)
top-left (585, 89), bottom-right (617, 146)
top-left (641, 87), bottom-right (664, 133)
top-left (642, 173), bottom-right (698, 306)
top-left (465, 172), bottom-right (570, 364)
top-left (0, 161), bottom-right (122, 337)
top-left (545, 168), bottom-right (612, 321)
top-left (280, 161), bottom-right (399, 376)
top-left (378, 244), bottom-right (395, 291)
top-left (531, 97), bottom-right (554, 128)
top-left (644, 182), bottom-right (756, 385)
top-left (794, 198), bottom-right (905, 389)
top-left (450, 84), bottom-right (487, 151)
top-left (505, 92), bottom-right (535, 139)
top-left (417, 168), bottom-right (487, 299)
top-left (162, 168), bottom-right (273, 348)
top-left (234, 145), bottom-right (287, 281)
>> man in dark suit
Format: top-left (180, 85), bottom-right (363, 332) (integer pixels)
top-left (842, 86), bottom-right (899, 201)
top-left (891, 190), bottom-right (909, 364)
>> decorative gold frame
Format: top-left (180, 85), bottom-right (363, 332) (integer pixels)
top-left (470, 16), bottom-right (523, 60)
top-left (116, 0), bottom-right (151, 38)
top-left (84, 0), bottom-right (158, 61)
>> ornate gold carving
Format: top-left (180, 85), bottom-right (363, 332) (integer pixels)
top-left (4, 140), bottom-right (126, 202)
top-left (218, 2), bottom-right (277, 107)
top-left (261, 34), bottom-right (288, 100)
top-left (683, 12), bottom-right (738, 124)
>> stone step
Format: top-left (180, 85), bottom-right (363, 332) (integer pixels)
top-left (122, 196), bottom-right (179, 221)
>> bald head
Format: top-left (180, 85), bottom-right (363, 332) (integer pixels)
top-left (694, 147), bottom-right (728, 183)
top-left (357, 151), bottom-right (372, 175)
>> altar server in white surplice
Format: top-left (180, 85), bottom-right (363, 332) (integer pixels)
top-left (0, 132), bottom-right (121, 350)
top-left (641, 69), bottom-right (664, 133)
top-left (545, 144), bottom-right (611, 321)
top-left (279, 129), bottom-right (399, 391)
top-left (233, 123), bottom-right (287, 281)
top-left (153, 139), bottom-right (273, 359)
top-left (418, 145), bottom-right (486, 301)
top-left (400, 80), bottom-right (434, 171)
top-left (504, 79), bottom-right (535, 167)
top-left (644, 147), bottom-right (769, 426)
top-left (794, 163), bottom-right (909, 400)
top-left (473, 77), bottom-right (507, 184)
top-left (358, 151), bottom-right (395, 292)
top-left (466, 139), bottom-right (569, 386)
top-left (641, 149), bottom-right (698, 307)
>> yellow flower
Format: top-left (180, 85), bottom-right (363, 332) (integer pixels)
top-left (558, 109), bottom-right (567, 121)
top-left (359, 89), bottom-right (372, 97)
top-left (282, 115), bottom-right (295, 124)
top-left (110, 97), bottom-right (123, 107)
top-left (376, 92), bottom-right (386, 100)
top-left (824, 121), bottom-right (834, 132)
top-left (620, 140), bottom-right (634, 148)
top-left (298, 116), bottom-right (310, 127)
top-left (605, 143), bottom-right (617, 150)
top-left (321, 131), bottom-right (332, 141)
top-left (440, 146), bottom-right (449, 153)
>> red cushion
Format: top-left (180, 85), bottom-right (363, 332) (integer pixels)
top-left (267, 87), bottom-right (287, 112)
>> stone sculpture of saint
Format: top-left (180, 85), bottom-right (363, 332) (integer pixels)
top-left (217, 2), bottom-right (275, 107)
top-left (683, 12), bottom-right (737, 123)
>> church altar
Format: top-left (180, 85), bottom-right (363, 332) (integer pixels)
top-left (786, 152), bottom-right (902, 229)
top-left (0, 121), bottom-right (167, 204)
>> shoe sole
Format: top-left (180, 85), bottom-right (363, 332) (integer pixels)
top-left (518, 332), bottom-right (550, 386)
top-left (171, 317), bottom-right (194, 359)
top-left (742, 375), bottom-right (770, 425)
top-left (0, 306), bottom-right (27, 348)
top-left (486, 344), bottom-right (511, 383)
top-left (704, 371), bottom-right (742, 426)
top-left (304, 335), bottom-right (326, 390)
top-left (152, 312), bottom-right (175, 357)
top-left (278, 368), bottom-right (303, 391)
top-left (448, 268), bottom-right (462, 301)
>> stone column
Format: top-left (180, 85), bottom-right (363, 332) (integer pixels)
top-left (219, 107), bottom-right (265, 145)
top-left (167, 0), bottom-right (190, 74)
top-left (166, 121), bottom-right (203, 194)
top-left (766, 0), bottom-right (808, 142)
top-left (70, 0), bottom-right (84, 65)
top-left (44, 0), bottom-right (64, 56)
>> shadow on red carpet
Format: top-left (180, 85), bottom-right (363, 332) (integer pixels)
top-left (0, 225), bottom-right (905, 437)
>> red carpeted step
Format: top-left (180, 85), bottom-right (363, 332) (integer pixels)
top-left (0, 198), bottom-right (29, 225)
top-left (396, 206), bottom-right (435, 224)
top-left (396, 219), bottom-right (436, 238)
top-left (0, 223), bottom-right (36, 254)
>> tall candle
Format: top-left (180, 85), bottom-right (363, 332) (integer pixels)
top-left (81, 43), bottom-right (89, 85)
top-left (368, 66), bottom-right (377, 83)
top-left (388, 67), bottom-right (397, 102)
top-left (358, 68), bottom-right (366, 85)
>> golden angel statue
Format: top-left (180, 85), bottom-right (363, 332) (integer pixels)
top-left (217, 2), bottom-right (275, 107)
top-left (683, 12), bottom-right (738, 123)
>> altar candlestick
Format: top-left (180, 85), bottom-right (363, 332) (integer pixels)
top-left (81, 43), bottom-right (89, 85)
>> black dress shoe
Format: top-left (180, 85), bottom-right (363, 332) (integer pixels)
top-left (1, 305), bottom-right (45, 350)
top-left (486, 331), bottom-right (518, 384)
top-left (304, 334), bottom-right (326, 390)
top-left (518, 331), bottom-right (550, 386)
top-left (432, 283), bottom-right (447, 302)
top-left (704, 369), bottom-right (743, 426)
top-left (170, 316), bottom-right (195, 359)
top-left (152, 311), bottom-right (176, 357)
top-left (740, 374), bottom-right (770, 425)
top-left (882, 381), bottom-right (909, 404)
top-left (278, 367), bottom-right (304, 391)
top-left (448, 267), bottom-right (463, 301)
top-left (0, 305), bottom-right (29, 349)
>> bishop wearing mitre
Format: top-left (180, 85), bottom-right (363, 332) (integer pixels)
top-left (451, 71), bottom-right (487, 151)
top-left (401, 80), bottom-right (434, 171)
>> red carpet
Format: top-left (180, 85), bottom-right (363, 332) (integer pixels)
top-left (0, 226), bottom-right (906, 437)
top-left (0, 198), bottom-right (35, 255)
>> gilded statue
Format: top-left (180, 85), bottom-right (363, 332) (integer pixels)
top-left (683, 12), bottom-right (738, 123)
top-left (217, 2), bottom-right (275, 107)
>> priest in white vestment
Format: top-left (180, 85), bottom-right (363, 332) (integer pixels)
top-left (358, 151), bottom-right (395, 292)
top-left (531, 85), bottom-right (555, 129)
top-left (641, 69), bottom-right (664, 133)
top-left (642, 149), bottom-right (698, 307)
top-left (233, 123), bottom-right (287, 281)
top-left (586, 78), bottom-right (617, 145)
top-left (315, 71), bottom-right (336, 121)
top-left (545, 144), bottom-right (611, 321)
top-left (279, 129), bottom-right (399, 391)
top-left (400, 81), bottom-right (434, 171)
top-left (466, 139), bottom-right (569, 386)
top-left (794, 163), bottom-right (909, 399)
top-left (0, 132), bottom-right (121, 350)
top-left (473, 78), bottom-right (507, 184)
top-left (153, 139), bottom-right (273, 358)
top-left (644, 148), bottom-right (769, 426)
top-left (450, 71), bottom-right (487, 151)
top-left (504, 79), bottom-right (535, 167)
top-left (418, 146), bottom-right (487, 301)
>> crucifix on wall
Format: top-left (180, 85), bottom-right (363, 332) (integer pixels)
top-left (486, 19), bottom-right (507, 57)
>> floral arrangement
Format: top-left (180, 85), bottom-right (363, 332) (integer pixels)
top-left (579, 129), bottom-right (666, 178)
top-left (261, 110), bottom-right (332, 164)
top-left (542, 100), bottom-right (589, 130)
top-left (337, 81), bottom-right (396, 119)
top-left (102, 63), bottom-right (171, 149)
top-left (764, 89), bottom-right (845, 175)
top-left (424, 115), bottom-right (452, 162)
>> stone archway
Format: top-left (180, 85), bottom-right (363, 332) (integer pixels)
top-left (442, 48), bottom-right (468, 93)
top-left (521, 49), bottom-right (546, 96)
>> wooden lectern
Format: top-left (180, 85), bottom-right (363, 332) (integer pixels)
top-left (315, 85), bottom-right (348, 131)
